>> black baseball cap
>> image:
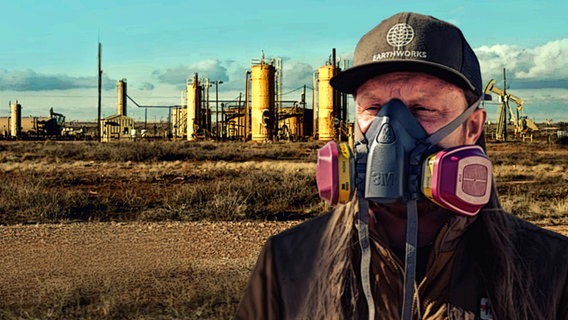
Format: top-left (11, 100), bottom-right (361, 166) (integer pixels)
top-left (330, 12), bottom-right (482, 97)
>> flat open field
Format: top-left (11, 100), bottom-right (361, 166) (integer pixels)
top-left (0, 221), bottom-right (300, 319)
top-left (1, 141), bottom-right (567, 319)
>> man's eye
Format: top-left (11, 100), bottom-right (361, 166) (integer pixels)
top-left (411, 106), bottom-right (433, 115)
top-left (365, 104), bottom-right (382, 111)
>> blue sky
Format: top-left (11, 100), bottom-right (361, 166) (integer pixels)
top-left (1, 0), bottom-right (567, 123)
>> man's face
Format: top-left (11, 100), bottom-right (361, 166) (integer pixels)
top-left (355, 72), bottom-right (484, 148)
top-left (355, 72), bottom-right (486, 219)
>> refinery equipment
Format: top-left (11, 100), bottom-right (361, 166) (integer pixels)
top-left (484, 71), bottom-right (539, 141)
top-left (276, 90), bottom-right (312, 141)
top-left (9, 101), bottom-right (21, 137)
top-left (222, 92), bottom-right (247, 140)
top-left (250, 56), bottom-right (276, 141)
top-left (316, 64), bottom-right (340, 140)
top-left (170, 75), bottom-right (219, 141)
top-left (0, 101), bottom-right (68, 139)
top-left (171, 51), bottom-right (344, 142)
top-left (35, 108), bottom-right (66, 136)
top-left (315, 49), bottom-right (349, 142)
top-left (170, 104), bottom-right (187, 139)
top-left (117, 78), bottom-right (127, 116)
top-left (248, 53), bottom-right (313, 142)
top-left (186, 73), bottom-right (204, 140)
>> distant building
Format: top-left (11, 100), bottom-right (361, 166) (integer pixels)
top-left (100, 79), bottom-right (136, 141)
top-left (100, 114), bottom-right (135, 141)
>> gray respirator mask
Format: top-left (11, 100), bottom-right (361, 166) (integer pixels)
top-left (317, 98), bottom-right (491, 216)
top-left (357, 99), bottom-right (433, 203)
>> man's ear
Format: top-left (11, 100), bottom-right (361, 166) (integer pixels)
top-left (465, 108), bottom-right (486, 144)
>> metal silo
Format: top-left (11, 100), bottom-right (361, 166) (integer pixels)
top-left (288, 115), bottom-right (301, 138)
top-left (187, 73), bottom-right (201, 141)
top-left (251, 62), bottom-right (275, 141)
top-left (10, 101), bottom-right (22, 138)
top-left (117, 79), bottom-right (127, 116)
top-left (317, 64), bottom-right (340, 141)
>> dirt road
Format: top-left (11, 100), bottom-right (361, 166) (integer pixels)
top-left (1, 221), bottom-right (566, 318)
top-left (0, 221), bottom-right (300, 318)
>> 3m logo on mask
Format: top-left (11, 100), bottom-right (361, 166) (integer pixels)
top-left (370, 171), bottom-right (395, 187)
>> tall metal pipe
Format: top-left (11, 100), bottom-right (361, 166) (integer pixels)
top-left (244, 71), bottom-right (250, 141)
top-left (117, 79), bottom-right (127, 116)
top-left (332, 48), bottom-right (336, 68)
top-left (503, 68), bottom-right (508, 142)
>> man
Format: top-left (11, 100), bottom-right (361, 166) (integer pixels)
top-left (236, 12), bottom-right (568, 320)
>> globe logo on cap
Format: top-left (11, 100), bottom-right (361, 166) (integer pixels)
top-left (386, 23), bottom-right (414, 49)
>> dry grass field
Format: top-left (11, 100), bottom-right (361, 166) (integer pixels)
top-left (0, 140), bottom-right (567, 319)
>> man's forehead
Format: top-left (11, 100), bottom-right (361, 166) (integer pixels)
top-left (355, 72), bottom-right (464, 100)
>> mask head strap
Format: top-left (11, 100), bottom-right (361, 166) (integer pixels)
top-left (426, 97), bottom-right (483, 146)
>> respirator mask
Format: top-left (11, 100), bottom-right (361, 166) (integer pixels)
top-left (316, 98), bottom-right (491, 216)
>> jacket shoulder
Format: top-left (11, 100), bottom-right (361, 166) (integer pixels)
top-left (268, 212), bottom-right (335, 317)
top-left (270, 212), bottom-right (334, 270)
top-left (272, 212), bottom-right (333, 245)
top-left (509, 214), bottom-right (567, 242)
top-left (505, 214), bottom-right (568, 257)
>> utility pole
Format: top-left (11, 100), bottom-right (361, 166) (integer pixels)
top-left (97, 42), bottom-right (102, 142)
top-left (503, 68), bottom-right (507, 142)
top-left (213, 80), bottom-right (223, 141)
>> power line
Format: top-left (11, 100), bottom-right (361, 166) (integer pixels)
top-left (281, 86), bottom-right (313, 96)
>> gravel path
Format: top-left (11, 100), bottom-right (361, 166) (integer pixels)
top-left (0, 221), bottom-right (300, 311)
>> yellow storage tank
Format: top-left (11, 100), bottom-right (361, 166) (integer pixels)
top-left (186, 74), bottom-right (201, 141)
top-left (288, 115), bottom-right (302, 138)
top-left (10, 101), bottom-right (22, 137)
top-left (251, 62), bottom-right (275, 141)
top-left (317, 65), bottom-right (340, 141)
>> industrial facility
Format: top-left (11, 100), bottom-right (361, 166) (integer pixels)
top-left (3, 55), bottom-right (563, 144)
top-left (100, 79), bottom-right (136, 141)
top-left (1, 49), bottom-right (351, 143)
top-left (0, 101), bottom-right (67, 139)
top-left (170, 50), bottom-right (350, 142)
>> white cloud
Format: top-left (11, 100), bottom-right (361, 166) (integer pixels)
top-left (138, 82), bottom-right (155, 91)
top-left (476, 44), bottom-right (530, 80)
top-left (476, 39), bottom-right (568, 85)
top-left (189, 59), bottom-right (229, 82)
top-left (282, 61), bottom-right (315, 90)
top-left (0, 69), bottom-right (116, 91)
top-left (515, 39), bottom-right (568, 79)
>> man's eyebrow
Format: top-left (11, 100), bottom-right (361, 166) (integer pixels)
top-left (354, 91), bottom-right (380, 102)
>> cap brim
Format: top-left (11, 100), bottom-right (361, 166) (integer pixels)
top-left (330, 60), bottom-right (477, 95)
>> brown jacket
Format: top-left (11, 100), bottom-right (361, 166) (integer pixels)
top-left (236, 210), bottom-right (568, 319)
